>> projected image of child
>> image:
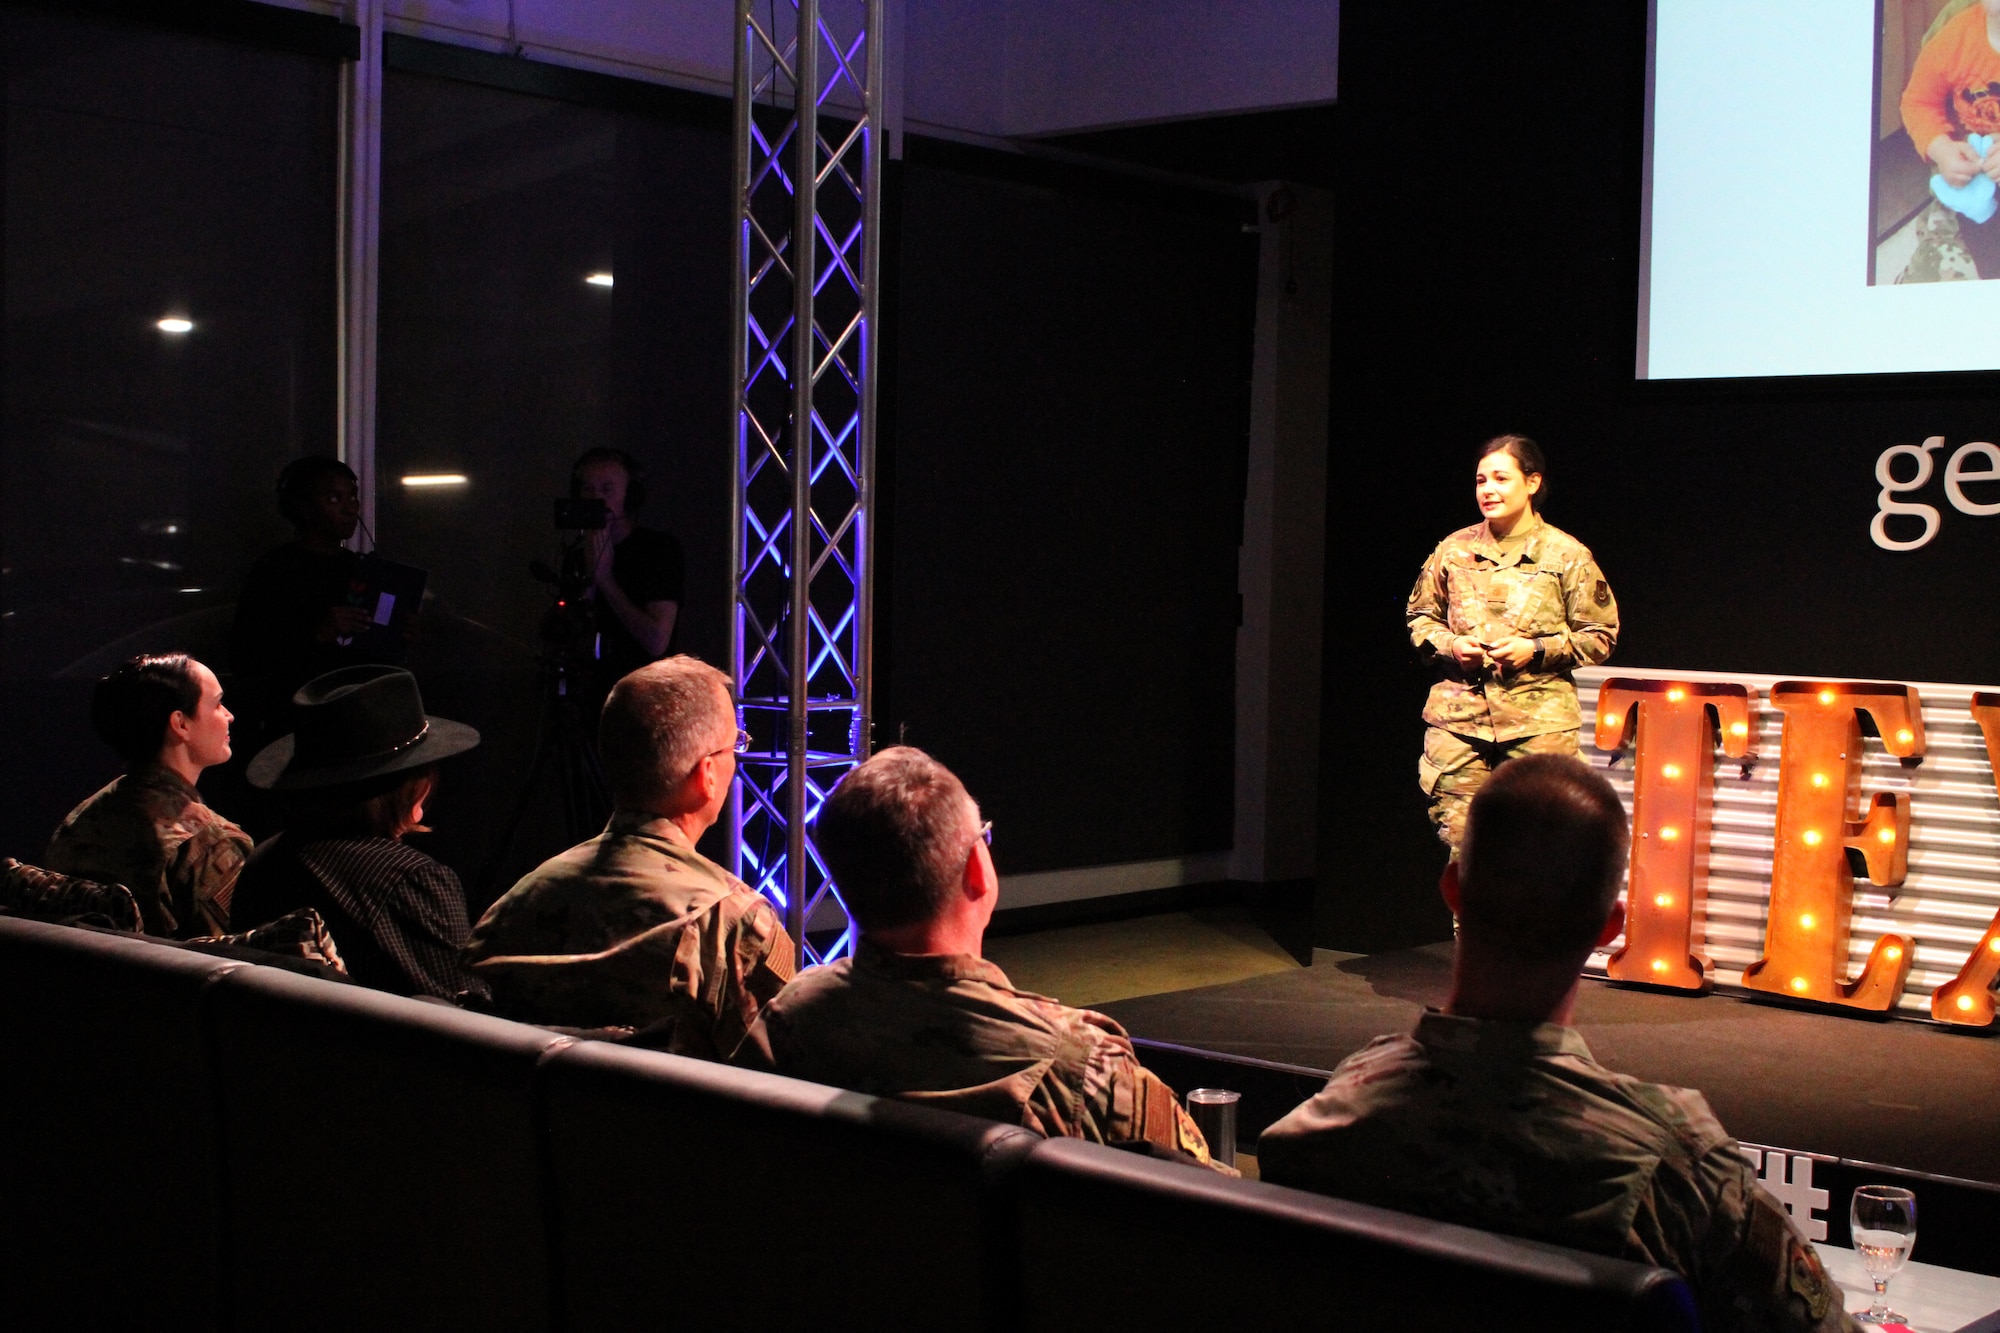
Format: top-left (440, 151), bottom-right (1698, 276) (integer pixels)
top-left (1892, 0), bottom-right (2000, 281)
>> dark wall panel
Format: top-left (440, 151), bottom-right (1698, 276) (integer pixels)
top-left (887, 151), bottom-right (1257, 875)
top-left (1325, 0), bottom-right (2000, 950)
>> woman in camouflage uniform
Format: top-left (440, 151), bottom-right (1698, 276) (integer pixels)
top-left (1406, 436), bottom-right (1619, 854)
top-left (46, 654), bottom-right (250, 936)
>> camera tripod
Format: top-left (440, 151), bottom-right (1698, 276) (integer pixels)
top-left (477, 650), bottom-right (610, 900)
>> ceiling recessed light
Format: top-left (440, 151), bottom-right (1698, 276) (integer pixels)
top-left (585, 272), bottom-right (614, 287)
top-left (156, 317), bottom-right (193, 334)
top-left (401, 473), bottom-right (468, 487)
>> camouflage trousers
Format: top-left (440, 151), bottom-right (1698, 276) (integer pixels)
top-left (1418, 727), bottom-right (1580, 853)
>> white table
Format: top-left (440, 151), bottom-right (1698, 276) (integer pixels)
top-left (1815, 1243), bottom-right (2000, 1333)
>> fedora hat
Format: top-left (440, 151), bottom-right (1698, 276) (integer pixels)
top-left (247, 665), bottom-right (479, 791)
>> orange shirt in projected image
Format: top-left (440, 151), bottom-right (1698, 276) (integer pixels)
top-left (1901, 2), bottom-right (2000, 154)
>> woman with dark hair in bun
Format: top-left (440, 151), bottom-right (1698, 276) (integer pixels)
top-left (46, 654), bottom-right (251, 937)
top-left (1406, 435), bottom-right (1620, 857)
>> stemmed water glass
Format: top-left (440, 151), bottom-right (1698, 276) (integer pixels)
top-left (1850, 1185), bottom-right (1918, 1326)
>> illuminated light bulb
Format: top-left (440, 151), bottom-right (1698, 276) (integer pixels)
top-left (1650, 959), bottom-right (1668, 973)
top-left (1810, 773), bottom-right (1828, 788)
top-left (1659, 826), bottom-right (1679, 841)
top-left (1896, 728), bottom-right (1914, 745)
top-left (585, 272), bottom-right (614, 287)
top-left (1799, 914), bottom-right (1815, 930)
top-left (1654, 894), bottom-right (1672, 908)
top-left (1818, 690), bottom-right (1836, 704)
top-left (1801, 830), bottom-right (1823, 846)
top-left (1885, 946), bottom-right (1902, 960)
top-left (1959, 995), bottom-right (1977, 1012)
top-left (1989, 938), bottom-right (2000, 954)
top-left (1878, 828), bottom-right (1895, 845)
top-left (1666, 687), bottom-right (1686, 702)
top-left (1791, 977), bottom-right (1809, 993)
top-left (1662, 764), bottom-right (1682, 779)
top-left (400, 473), bottom-right (468, 487)
top-left (1730, 722), bottom-right (1749, 736)
top-left (156, 316), bottom-right (193, 334)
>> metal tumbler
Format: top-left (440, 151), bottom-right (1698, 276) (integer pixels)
top-left (1185, 1087), bottom-right (1240, 1167)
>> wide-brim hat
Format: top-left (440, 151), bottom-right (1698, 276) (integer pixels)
top-left (247, 665), bottom-right (479, 791)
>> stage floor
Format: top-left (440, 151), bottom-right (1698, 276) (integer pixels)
top-left (1099, 944), bottom-right (2000, 1186)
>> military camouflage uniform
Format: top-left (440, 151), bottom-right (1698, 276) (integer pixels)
top-left (1407, 516), bottom-right (1618, 850)
top-left (1895, 200), bottom-right (1981, 284)
top-left (464, 810), bottom-right (795, 1060)
top-left (1259, 1012), bottom-right (1857, 1333)
top-left (736, 942), bottom-right (1223, 1169)
top-left (44, 764), bottom-right (249, 939)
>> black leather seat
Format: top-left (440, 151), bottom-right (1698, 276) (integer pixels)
top-left (1013, 1137), bottom-right (1702, 1332)
top-left (0, 915), bottom-right (243, 1330)
top-left (538, 1040), bottom-right (1040, 1332)
top-left (204, 965), bottom-right (572, 1333)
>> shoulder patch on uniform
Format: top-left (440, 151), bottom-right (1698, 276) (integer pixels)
top-left (1787, 1235), bottom-right (1833, 1320)
top-left (1593, 580), bottom-right (1610, 607)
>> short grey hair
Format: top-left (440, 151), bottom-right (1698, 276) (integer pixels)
top-left (597, 656), bottom-right (735, 811)
top-left (814, 747), bottom-right (980, 931)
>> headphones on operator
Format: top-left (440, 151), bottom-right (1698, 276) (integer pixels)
top-left (275, 456), bottom-right (359, 527)
top-left (569, 447), bottom-right (647, 514)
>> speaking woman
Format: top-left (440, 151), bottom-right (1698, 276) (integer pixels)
top-left (1406, 435), bottom-right (1619, 855)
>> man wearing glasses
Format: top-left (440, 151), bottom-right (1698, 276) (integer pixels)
top-left (735, 746), bottom-right (1225, 1170)
top-left (464, 656), bottom-right (793, 1060)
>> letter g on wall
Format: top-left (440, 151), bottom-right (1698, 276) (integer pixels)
top-left (1871, 437), bottom-right (1943, 551)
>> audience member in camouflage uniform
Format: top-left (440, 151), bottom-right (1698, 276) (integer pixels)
top-left (736, 747), bottom-right (1224, 1169)
top-left (1261, 756), bottom-right (1856, 1333)
top-left (46, 654), bottom-right (249, 938)
top-left (1407, 435), bottom-right (1618, 853)
top-left (465, 657), bottom-right (793, 1058)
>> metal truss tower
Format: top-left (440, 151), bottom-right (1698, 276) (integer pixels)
top-left (729, 0), bottom-right (881, 964)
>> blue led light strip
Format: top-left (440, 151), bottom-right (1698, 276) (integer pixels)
top-left (730, 0), bottom-right (880, 966)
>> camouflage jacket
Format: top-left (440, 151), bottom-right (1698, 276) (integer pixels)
top-left (464, 811), bottom-right (794, 1060)
top-left (1258, 1012), bottom-right (1857, 1333)
top-left (1407, 518), bottom-right (1618, 742)
top-left (44, 765), bottom-right (249, 939)
top-left (736, 942), bottom-right (1221, 1168)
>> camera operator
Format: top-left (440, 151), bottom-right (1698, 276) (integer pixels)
top-left (570, 448), bottom-right (683, 687)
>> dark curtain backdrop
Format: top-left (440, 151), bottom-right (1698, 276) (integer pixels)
top-left (1323, 0), bottom-right (2000, 950)
top-left (885, 142), bottom-right (1258, 875)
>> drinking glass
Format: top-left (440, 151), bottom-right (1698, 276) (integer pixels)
top-left (1849, 1185), bottom-right (1917, 1325)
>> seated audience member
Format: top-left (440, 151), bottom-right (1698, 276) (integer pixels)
top-left (463, 656), bottom-right (793, 1057)
top-left (736, 746), bottom-right (1224, 1169)
top-left (47, 654), bottom-right (250, 938)
top-left (1259, 755), bottom-right (1855, 1333)
top-left (232, 665), bottom-right (486, 1001)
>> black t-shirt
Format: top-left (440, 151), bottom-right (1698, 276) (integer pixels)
top-left (230, 543), bottom-right (388, 730)
top-left (592, 526), bottom-right (685, 683)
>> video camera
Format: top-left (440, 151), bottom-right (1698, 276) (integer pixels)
top-left (530, 496), bottom-right (612, 660)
